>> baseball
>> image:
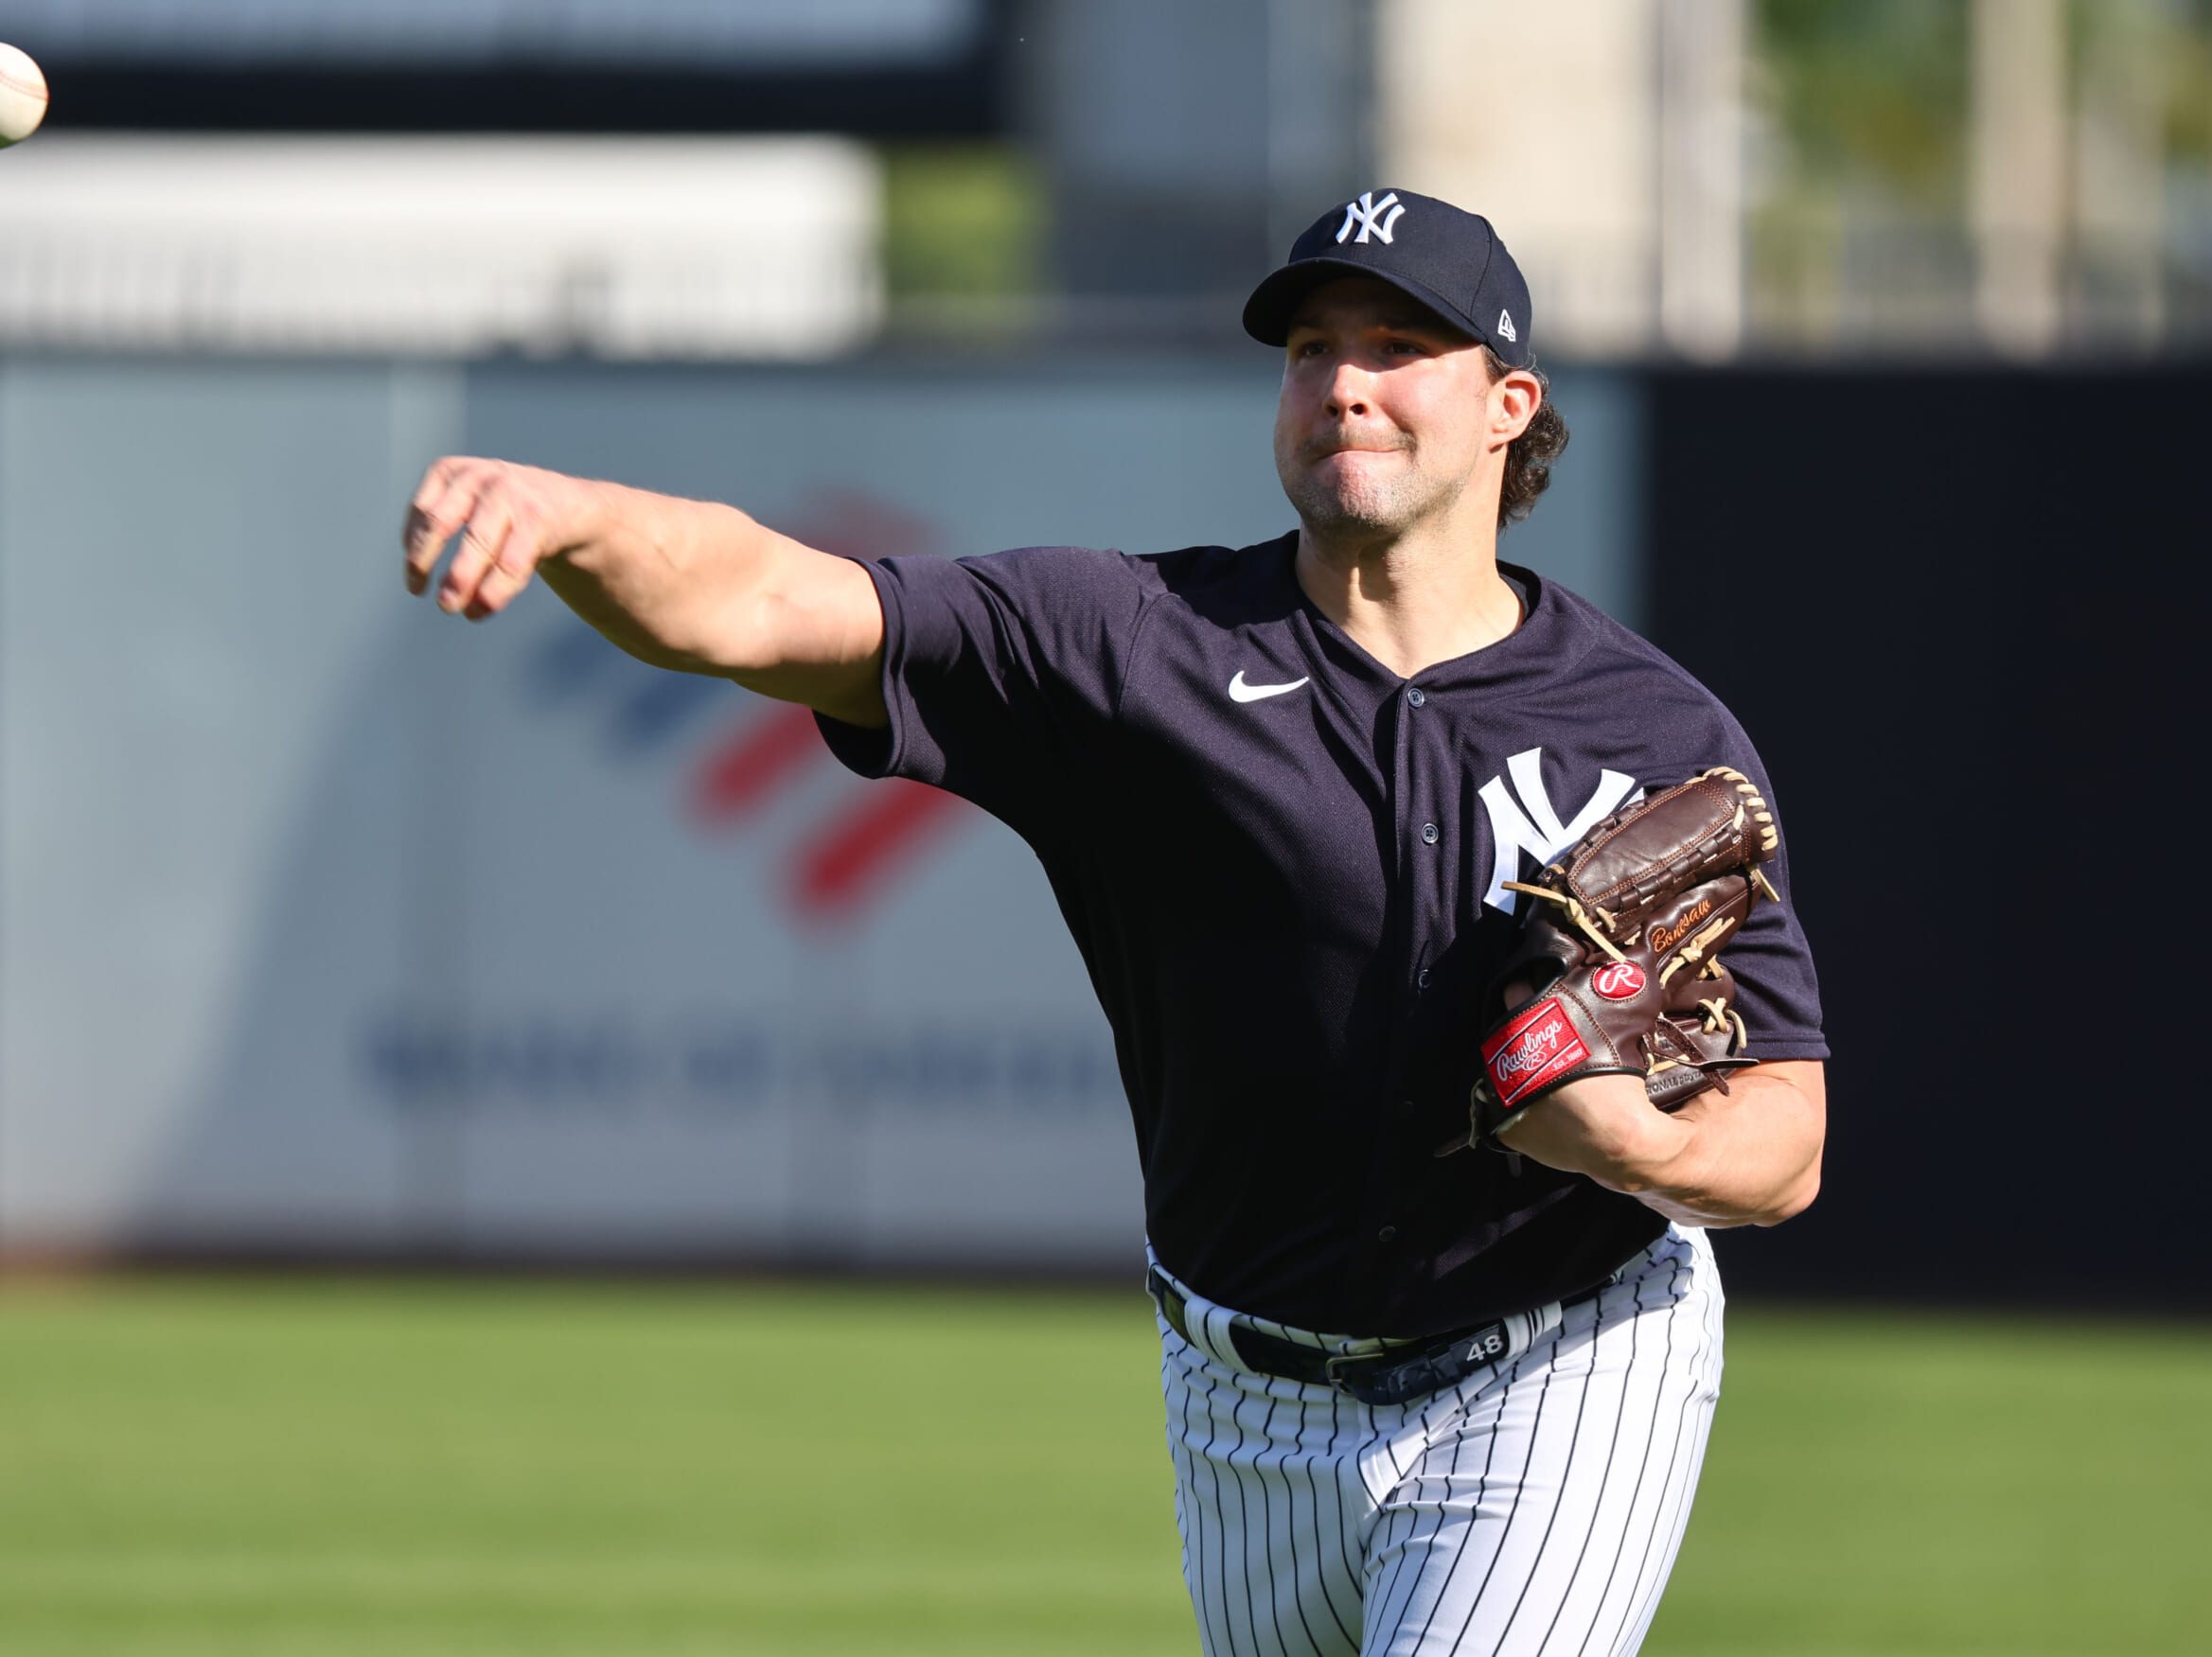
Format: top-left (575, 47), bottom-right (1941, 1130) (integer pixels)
top-left (0, 42), bottom-right (50, 148)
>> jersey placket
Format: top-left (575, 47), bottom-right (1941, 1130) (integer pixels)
top-left (1366, 677), bottom-right (1450, 1261)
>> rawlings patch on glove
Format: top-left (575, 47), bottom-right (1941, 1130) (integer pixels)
top-left (1450, 767), bottom-right (1782, 1153)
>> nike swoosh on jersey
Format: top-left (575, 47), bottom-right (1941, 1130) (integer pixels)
top-left (1228, 670), bottom-right (1312, 703)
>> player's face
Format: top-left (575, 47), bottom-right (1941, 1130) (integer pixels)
top-left (1273, 277), bottom-right (1495, 542)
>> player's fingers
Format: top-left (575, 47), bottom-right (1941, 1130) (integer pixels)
top-left (402, 459), bottom-right (488, 595)
top-left (438, 500), bottom-right (515, 614)
top-left (463, 510), bottom-right (545, 620)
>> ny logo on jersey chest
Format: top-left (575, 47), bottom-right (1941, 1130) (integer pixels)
top-left (1478, 748), bottom-right (1641, 913)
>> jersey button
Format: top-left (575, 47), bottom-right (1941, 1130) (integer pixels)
top-left (1420, 822), bottom-right (1440, 846)
top-left (1416, 968), bottom-right (1430, 989)
top-left (1406, 687), bottom-right (1426, 708)
top-left (1376, 1225), bottom-right (1399, 1244)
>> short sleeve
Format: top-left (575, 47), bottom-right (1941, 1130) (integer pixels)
top-left (1689, 743), bottom-right (1828, 1064)
top-left (814, 546), bottom-right (1159, 841)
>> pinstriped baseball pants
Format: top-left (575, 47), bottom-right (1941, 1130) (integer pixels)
top-left (1152, 1226), bottom-right (1725, 1657)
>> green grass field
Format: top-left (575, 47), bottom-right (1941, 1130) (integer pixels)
top-left (2, 1278), bottom-right (2204, 1657)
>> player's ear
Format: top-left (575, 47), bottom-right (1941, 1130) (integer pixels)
top-left (1491, 369), bottom-right (1542, 447)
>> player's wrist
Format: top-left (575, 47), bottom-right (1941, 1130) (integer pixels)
top-left (1496, 1072), bottom-right (1685, 1185)
top-left (558, 474), bottom-right (625, 561)
top-left (1577, 1097), bottom-right (1695, 1192)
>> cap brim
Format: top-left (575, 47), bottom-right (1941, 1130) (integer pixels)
top-left (1241, 259), bottom-right (1480, 349)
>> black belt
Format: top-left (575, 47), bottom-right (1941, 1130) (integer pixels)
top-left (1147, 1265), bottom-right (1607, 1408)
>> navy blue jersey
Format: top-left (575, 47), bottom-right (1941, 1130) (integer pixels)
top-left (818, 533), bottom-right (1826, 1338)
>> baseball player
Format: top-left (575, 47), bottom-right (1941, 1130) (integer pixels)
top-left (401, 188), bottom-right (1827, 1655)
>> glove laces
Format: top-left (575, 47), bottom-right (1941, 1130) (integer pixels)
top-left (1500, 881), bottom-right (1628, 963)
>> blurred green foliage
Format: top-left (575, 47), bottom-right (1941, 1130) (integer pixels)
top-left (2, 1279), bottom-right (2206, 1655)
top-left (1754, 0), bottom-right (1973, 208)
top-left (1745, 0), bottom-right (2212, 339)
top-left (2165, 1), bottom-right (2212, 161)
top-left (879, 145), bottom-right (1045, 304)
top-left (1753, 0), bottom-right (2212, 192)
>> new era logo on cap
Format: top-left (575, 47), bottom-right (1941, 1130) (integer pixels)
top-left (1242, 186), bottom-right (1534, 369)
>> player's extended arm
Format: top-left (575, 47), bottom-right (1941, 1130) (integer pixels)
top-left (1496, 1059), bottom-right (1824, 1229)
top-left (400, 456), bottom-right (888, 729)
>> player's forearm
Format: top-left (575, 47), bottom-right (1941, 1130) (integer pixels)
top-left (533, 482), bottom-right (789, 677)
top-left (1501, 1064), bottom-right (1825, 1228)
top-left (1615, 1068), bottom-right (1823, 1226)
top-left (404, 456), bottom-right (890, 725)
top-left (405, 456), bottom-right (837, 675)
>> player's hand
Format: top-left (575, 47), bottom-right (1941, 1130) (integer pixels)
top-left (1474, 970), bottom-right (1669, 1183)
top-left (401, 456), bottom-right (605, 620)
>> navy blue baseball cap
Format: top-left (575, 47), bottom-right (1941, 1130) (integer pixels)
top-left (1242, 188), bottom-right (1533, 368)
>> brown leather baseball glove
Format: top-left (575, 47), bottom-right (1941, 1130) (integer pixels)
top-left (1453, 767), bottom-right (1782, 1152)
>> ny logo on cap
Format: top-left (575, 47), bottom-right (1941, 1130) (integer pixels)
top-left (1336, 190), bottom-right (1405, 246)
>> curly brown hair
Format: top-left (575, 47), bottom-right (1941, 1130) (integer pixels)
top-left (1482, 344), bottom-right (1568, 531)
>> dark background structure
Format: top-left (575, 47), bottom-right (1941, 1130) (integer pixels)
top-left (1647, 364), bottom-right (2206, 1308)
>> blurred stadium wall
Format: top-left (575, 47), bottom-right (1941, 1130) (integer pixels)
top-left (0, 0), bottom-right (2204, 1300)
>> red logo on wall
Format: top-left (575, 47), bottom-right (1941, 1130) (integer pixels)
top-left (536, 488), bottom-right (975, 928)
top-left (1591, 961), bottom-right (1647, 1001)
top-left (690, 493), bottom-right (966, 923)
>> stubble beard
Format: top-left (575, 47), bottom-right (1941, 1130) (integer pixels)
top-left (1277, 443), bottom-right (1462, 551)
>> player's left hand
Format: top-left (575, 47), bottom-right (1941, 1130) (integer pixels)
top-left (1485, 975), bottom-right (1687, 1178)
top-left (1459, 767), bottom-right (1778, 1153)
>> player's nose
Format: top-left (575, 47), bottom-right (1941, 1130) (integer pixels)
top-left (1323, 362), bottom-right (1374, 418)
